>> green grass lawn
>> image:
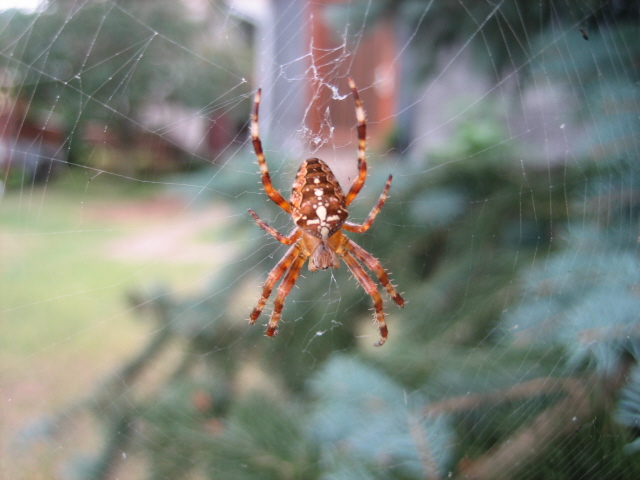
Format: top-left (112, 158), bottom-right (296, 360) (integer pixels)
top-left (2, 170), bottom-right (214, 354)
top-left (1, 168), bottom-right (220, 479)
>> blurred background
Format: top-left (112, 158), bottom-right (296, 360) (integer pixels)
top-left (2, 0), bottom-right (640, 479)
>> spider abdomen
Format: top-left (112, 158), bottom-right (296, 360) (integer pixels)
top-left (291, 158), bottom-right (348, 240)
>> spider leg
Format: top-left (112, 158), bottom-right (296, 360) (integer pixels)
top-left (342, 174), bottom-right (393, 233)
top-left (248, 209), bottom-right (300, 245)
top-left (338, 248), bottom-right (389, 347)
top-left (266, 253), bottom-right (307, 337)
top-left (251, 89), bottom-right (292, 213)
top-left (342, 238), bottom-right (404, 308)
top-left (249, 243), bottom-right (301, 324)
top-left (345, 77), bottom-right (368, 206)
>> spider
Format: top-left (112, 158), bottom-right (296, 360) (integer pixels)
top-left (247, 77), bottom-right (404, 346)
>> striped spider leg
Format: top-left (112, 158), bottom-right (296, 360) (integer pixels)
top-left (247, 77), bottom-right (404, 345)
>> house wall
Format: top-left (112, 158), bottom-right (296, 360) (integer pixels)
top-left (306, 1), bottom-right (398, 151)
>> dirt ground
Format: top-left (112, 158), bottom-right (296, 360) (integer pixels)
top-left (92, 196), bottom-right (238, 265)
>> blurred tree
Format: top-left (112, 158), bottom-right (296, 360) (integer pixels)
top-left (325, 0), bottom-right (640, 153)
top-left (0, 0), bottom-right (250, 164)
top-left (326, 0), bottom-right (639, 79)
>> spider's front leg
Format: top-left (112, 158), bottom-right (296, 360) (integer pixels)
top-left (266, 254), bottom-right (306, 337)
top-left (249, 243), bottom-right (301, 325)
top-left (343, 238), bottom-right (404, 308)
top-left (338, 248), bottom-right (389, 347)
top-left (248, 209), bottom-right (301, 324)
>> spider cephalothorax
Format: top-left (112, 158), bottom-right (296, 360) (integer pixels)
top-left (247, 77), bottom-right (404, 346)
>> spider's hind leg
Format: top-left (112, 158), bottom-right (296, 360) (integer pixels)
top-left (343, 175), bottom-right (393, 234)
top-left (345, 77), bottom-right (368, 206)
top-left (251, 89), bottom-right (292, 213)
top-left (248, 209), bottom-right (299, 245)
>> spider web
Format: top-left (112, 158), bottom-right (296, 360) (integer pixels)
top-left (2, 1), bottom-right (640, 479)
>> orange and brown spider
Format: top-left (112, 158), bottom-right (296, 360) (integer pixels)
top-left (248, 77), bottom-right (404, 346)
